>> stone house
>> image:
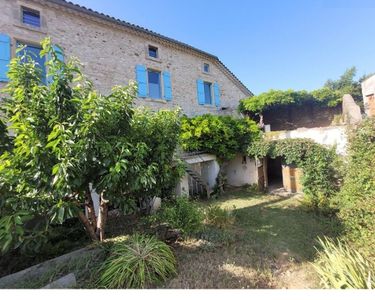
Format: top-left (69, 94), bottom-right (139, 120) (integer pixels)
top-left (361, 75), bottom-right (375, 117)
top-left (0, 0), bottom-right (251, 116)
top-left (0, 0), bottom-right (259, 200)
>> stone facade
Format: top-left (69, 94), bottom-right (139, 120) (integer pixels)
top-left (361, 75), bottom-right (375, 117)
top-left (0, 0), bottom-right (251, 116)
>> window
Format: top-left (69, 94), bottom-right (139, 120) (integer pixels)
top-left (148, 70), bottom-right (161, 99)
top-left (203, 81), bottom-right (212, 104)
top-left (203, 63), bottom-right (210, 73)
top-left (17, 42), bottom-right (46, 84)
top-left (22, 7), bottom-right (41, 27)
top-left (148, 46), bottom-right (158, 59)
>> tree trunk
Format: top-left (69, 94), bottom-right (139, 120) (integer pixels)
top-left (96, 193), bottom-right (108, 241)
top-left (85, 186), bottom-right (97, 230)
top-left (78, 211), bottom-right (99, 241)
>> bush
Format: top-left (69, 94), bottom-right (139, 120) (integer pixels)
top-left (96, 234), bottom-right (177, 288)
top-left (313, 237), bottom-right (374, 289)
top-left (205, 205), bottom-right (235, 229)
top-left (150, 197), bottom-right (204, 236)
top-left (335, 118), bottom-right (375, 257)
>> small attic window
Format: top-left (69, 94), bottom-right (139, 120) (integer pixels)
top-left (148, 45), bottom-right (158, 58)
top-left (22, 7), bottom-right (41, 27)
top-left (203, 63), bottom-right (210, 73)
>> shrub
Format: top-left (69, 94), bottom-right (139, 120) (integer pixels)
top-left (335, 118), bottom-right (375, 257)
top-left (313, 237), bottom-right (374, 289)
top-left (96, 234), bottom-right (177, 288)
top-left (150, 197), bottom-right (204, 236)
top-left (205, 205), bottom-right (235, 229)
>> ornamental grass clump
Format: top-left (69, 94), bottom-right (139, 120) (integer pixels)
top-left (313, 237), bottom-right (374, 289)
top-left (205, 205), bottom-right (235, 229)
top-left (96, 234), bottom-right (177, 288)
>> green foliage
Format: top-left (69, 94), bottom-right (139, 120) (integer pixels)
top-left (335, 119), bottom-right (375, 257)
top-left (180, 114), bottom-right (260, 161)
top-left (150, 196), bottom-right (204, 236)
top-left (248, 138), bottom-right (339, 210)
top-left (239, 67), bottom-right (362, 114)
top-left (96, 234), bottom-right (177, 288)
top-left (205, 205), bottom-right (235, 229)
top-left (130, 108), bottom-right (184, 199)
top-left (313, 237), bottom-right (374, 289)
top-left (0, 38), bottom-right (182, 252)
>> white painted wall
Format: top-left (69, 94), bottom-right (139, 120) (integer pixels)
top-left (268, 126), bottom-right (348, 155)
top-left (175, 174), bottom-right (189, 197)
top-left (224, 154), bottom-right (258, 187)
top-left (201, 160), bottom-right (220, 188)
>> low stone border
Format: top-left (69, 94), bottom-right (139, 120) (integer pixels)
top-left (0, 246), bottom-right (102, 289)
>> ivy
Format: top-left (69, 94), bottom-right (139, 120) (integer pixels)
top-left (180, 114), bottom-right (260, 161)
top-left (248, 138), bottom-right (340, 210)
top-left (336, 118), bottom-right (375, 257)
top-left (239, 67), bottom-right (363, 114)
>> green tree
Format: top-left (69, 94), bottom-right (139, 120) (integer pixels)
top-left (0, 38), bottom-right (181, 253)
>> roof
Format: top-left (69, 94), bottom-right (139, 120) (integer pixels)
top-left (44, 0), bottom-right (252, 96)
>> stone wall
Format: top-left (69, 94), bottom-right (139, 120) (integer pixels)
top-left (224, 154), bottom-right (258, 187)
top-left (262, 104), bottom-right (342, 131)
top-left (266, 125), bottom-right (348, 155)
top-left (0, 0), bottom-right (249, 116)
top-left (361, 75), bottom-right (375, 117)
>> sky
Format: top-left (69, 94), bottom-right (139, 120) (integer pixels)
top-left (70, 0), bottom-right (375, 95)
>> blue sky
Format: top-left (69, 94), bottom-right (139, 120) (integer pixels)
top-left (71, 0), bottom-right (375, 94)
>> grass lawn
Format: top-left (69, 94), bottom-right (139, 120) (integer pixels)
top-left (2, 187), bottom-right (342, 289)
top-left (165, 188), bottom-right (342, 289)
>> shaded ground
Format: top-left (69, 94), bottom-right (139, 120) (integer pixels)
top-left (165, 188), bottom-right (342, 288)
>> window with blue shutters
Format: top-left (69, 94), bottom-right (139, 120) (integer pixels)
top-left (0, 34), bottom-right (11, 82)
top-left (22, 7), bottom-right (41, 27)
top-left (17, 42), bottom-right (46, 84)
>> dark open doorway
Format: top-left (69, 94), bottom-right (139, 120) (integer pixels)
top-left (267, 156), bottom-right (283, 189)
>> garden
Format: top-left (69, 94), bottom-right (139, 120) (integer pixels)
top-left (0, 39), bottom-right (374, 289)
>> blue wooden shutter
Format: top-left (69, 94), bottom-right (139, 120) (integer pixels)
top-left (136, 64), bottom-right (147, 98)
top-left (214, 82), bottom-right (221, 107)
top-left (0, 34), bottom-right (11, 82)
top-left (163, 71), bottom-right (172, 101)
top-left (53, 44), bottom-right (64, 62)
top-left (196, 79), bottom-right (205, 105)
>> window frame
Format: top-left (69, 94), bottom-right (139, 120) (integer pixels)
top-left (147, 69), bottom-right (162, 99)
top-left (203, 81), bottom-right (213, 105)
top-left (148, 45), bottom-right (159, 59)
top-left (203, 63), bottom-right (210, 73)
top-left (21, 6), bottom-right (41, 28)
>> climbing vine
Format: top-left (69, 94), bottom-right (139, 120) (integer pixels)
top-left (239, 67), bottom-right (364, 114)
top-left (180, 114), bottom-right (260, 161)
top-left (248, 138), bottom-right (340, 211)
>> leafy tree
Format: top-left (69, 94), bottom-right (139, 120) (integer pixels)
top-left (0, 38), bottom-right (181, 253)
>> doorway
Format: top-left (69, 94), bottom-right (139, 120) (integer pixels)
top-left (266, 156), bottom-right (283, 190)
